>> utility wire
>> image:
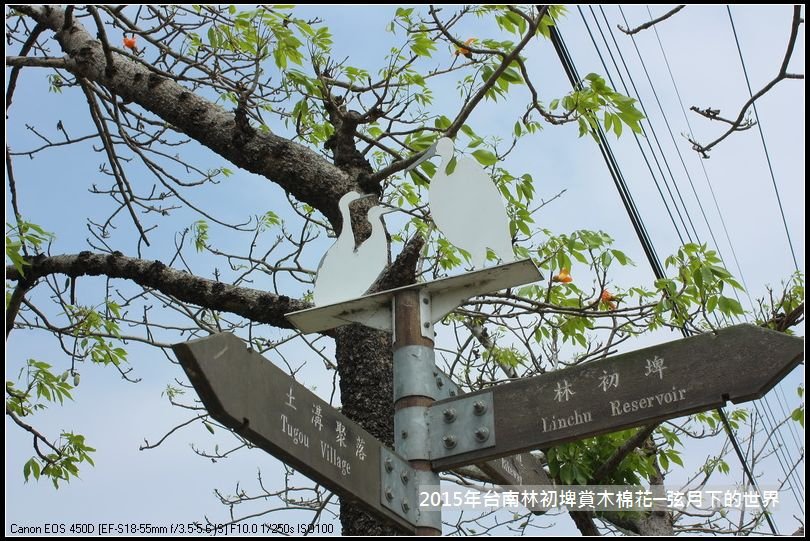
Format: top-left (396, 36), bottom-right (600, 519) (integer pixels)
top-left (575, 7), bottom-right (691, 248)
top-left (727, 6), bottom-right (800, 273)
top-left (642, 5), bottom-right (754, 312)
top-left (641, 5), bottom-right (803, 501)
top-left (726, 5), bottom-right (806, 505)
top-left (590, 5), bottom-right (702, 246)
top-left (549, 15), bottom-right (780, 535)
top-left (547, 24), bottom-right (664, 279)
top-left (588, 6), bottom-right (745, 324)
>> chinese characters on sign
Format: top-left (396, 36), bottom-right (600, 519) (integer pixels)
top-left (539, 355), bottom-right (688, 436)
top-left (279, 386), bottom-right (365, 477)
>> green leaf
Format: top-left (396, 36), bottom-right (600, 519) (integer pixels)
top-left (718, 296), bottom-right (744, 316)
top-left (668, 451), bottom-right (683, 467)
top-left (471, 149), bottom-right (497, 166)
top-left (791, 406), bottom-right (804, 427)
top-left (444, 156), bottom-right (457, 175)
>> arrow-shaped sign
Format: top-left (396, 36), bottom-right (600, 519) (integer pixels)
top-left (173, 333), bottom-right (415, 531)
top-left (429, 324), bottom-right (803, 470)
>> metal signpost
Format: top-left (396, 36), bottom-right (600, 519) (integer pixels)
top-left (173, 139), bottom-right (804, 533)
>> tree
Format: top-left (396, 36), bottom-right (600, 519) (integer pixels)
top-left (5, 5), bottom-right (804, 536)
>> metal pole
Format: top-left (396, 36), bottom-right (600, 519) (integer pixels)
top-left (393, 290), bottom-right (442, 535)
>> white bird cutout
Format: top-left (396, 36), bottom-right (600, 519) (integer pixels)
top-left (313, 192), bottom-right (394, 306)
top-left (414, 137), bottom-right (515, 269)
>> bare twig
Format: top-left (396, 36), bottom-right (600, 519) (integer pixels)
top-left (5, 22), bottom-right (44, 110)
top-left (689, 6), bottom-right (804, 157)
top-left (618, 5), bottom-right (685, 35)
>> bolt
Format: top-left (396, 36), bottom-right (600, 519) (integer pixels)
top-left (435, 376), bottom-right (445, 389)
top-left (400, 471), bottom-right (409, 484)
top-left (423, 322), bottom-right (430, 329)
top-left (474, 427), bottom-right (490, 442)
top-left (401, 430), bottom-right (408, 439)
top-left (450, 390), bottom-right (457, 397)
top-left (384, 457), bottom-right (393, 473)
top-left (402, 500), bottom-right (411, 513)
top-left (385, 487), bottom-right (394, 501)
top-left (442, 408), bottom-right (456, 422)
top-left (422, 297), bottom-right (429, 305)
top-left (473, 400), bottom-right (488, 416)
top-left (442, 435), bottom-right (457, 449)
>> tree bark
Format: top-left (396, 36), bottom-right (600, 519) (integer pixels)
top-left (12, 5), bottom-right (353, 227)
top-left (6, 252), bottom-right (309, 329)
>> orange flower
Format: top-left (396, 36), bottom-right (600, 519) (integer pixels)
top-left (601, 289), bottom-right (617, 310)
top-left (552, 268), bottom-right (573, 284)
top-left (454, 38), bottom-right (477, 58)
top-left (123, 36), bottom-right (138, 51)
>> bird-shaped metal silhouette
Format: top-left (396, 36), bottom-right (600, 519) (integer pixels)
top-left (411, 137), bottom-right (515, 269)
top-left (313, 192), bottom-right (394, 306)
top-left (354, 204), bottom-right (396, 289)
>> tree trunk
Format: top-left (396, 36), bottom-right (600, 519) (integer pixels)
top-left (335, 324), bottom-right (403, 535)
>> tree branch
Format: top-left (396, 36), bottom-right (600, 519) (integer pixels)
top-left (5, 55), bottom-right (71, 69)
top-left (7, 409), bottom-right (64, 460)
top-left (618, 5), bottom-right (685, 35)
top-left (592, 424), bottom-right (657, 482)
top-left (11, 5), bottom-right (353, 226)
top-left (688, 6), bottom-right (804, 157)
top-left (6, 252), bottom-right (310, 330)
top-left (6, 281), bottom-right (32, 338)
top-left (369, 6), bottom-right (547, 183)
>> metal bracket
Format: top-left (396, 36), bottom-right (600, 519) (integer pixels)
top-left (419, 289), bottom-right (433, 339)
top-left (285, 259), bottom-right (543, 334)
top-left (432, 367), bottom-right (462, 401)
top-left (427, 391), bottom-right (496, 460)
top-left (394, 406), bottom-right (430, 460)
top-left (381, 448), bottom-right (418, 526)
top-left (394, 346), bottom-right (438, 401)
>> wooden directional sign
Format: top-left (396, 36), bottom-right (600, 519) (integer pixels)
top-left (430, 325), bottom-right (804, 470)
top-left (173, 333), bottom-right (415, 532)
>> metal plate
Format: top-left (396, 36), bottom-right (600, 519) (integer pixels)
top-left (427, 391), bottom-right (495, 460)
top-left (285, 259), bottom-right (542, 334)
top-left (394, 407), bottom-right (430, 461)
top-left (393, 346), bottom-right (438, 401)
top-left (380, 448), bottom-right (418, 526)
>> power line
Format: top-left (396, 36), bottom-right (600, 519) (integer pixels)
top-left (617, 7), bottom-right (802, 507)
top-left (642, 5), bottom-right (754, 312)
top-left (726, 6), bottom-right (800, 273)
top-left (593, 5), bottom-right (748, 315)
top-left (717, 5), bottom-right (806, 508)
top-left (589, 5), bottom-right (747, 322)
top-left (547, 22), bottom-right (664, 279)
top-left (641, 6), bottom-right (803, 502)
top-left (575, 7), bottom-right (692, 248)
top-left (590, 5), bottom-right (703, 246)
top-left (549, 15), bottom-right (781, 535)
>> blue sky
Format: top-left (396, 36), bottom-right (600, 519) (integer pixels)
top-left (5, 5), bottom-right (804, 535)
